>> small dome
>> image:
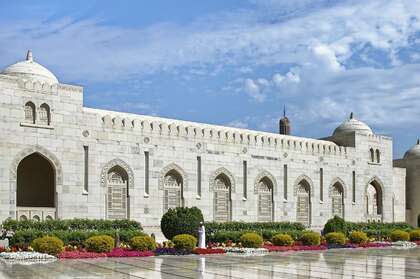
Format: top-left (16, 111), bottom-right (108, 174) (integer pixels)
top-left (404, 139), bottom-right (420, 159)
top-left (1, 50), bottom-right (58, 84)
top-left (333, 113), bottom-right (373, 136)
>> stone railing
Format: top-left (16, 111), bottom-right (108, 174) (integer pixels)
top-left (16, 207), bottom-right (56, 221)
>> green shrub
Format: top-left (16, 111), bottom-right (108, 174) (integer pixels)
top-left (325, 232), bottom-right (346, 245)
top-left (172, 234), bottom-right (197, 251)
top-left (348, 231), bottom-right (368, 244)
top-left (272, 233), bottom-right (294, 246)
top-left (84, 235), bottom-right (115, 252)
top-left (9, 229), bottom-right (144, 247)
top-left (205, 222), bottom-right (305, 235)
top-left (2, 218), bottom-right (142, 232)
top-left (239, 232), bottom-right (263, 248)
top-left (129, 235), bottom-right (156, 251)
top-left (345, 222), bottom-right (412, 240)
top-left (323, 216), bottom-right (346, 235)
top-left (390, 230), bottom-right (409, 242)
top-left (31, 236), bottom-right (64, 255)
top-left (409, 230), bottom-right (420, 241)
top-left (300, 231), bottom-right (321, 246)
top-left (160, 207), bottom-right (204, 240)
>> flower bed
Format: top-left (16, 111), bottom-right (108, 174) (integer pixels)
top-left (193, 248), bottom-right (225, 255)
top-left (59, 248), bottom-right (155, 259)
top-left (106, 248), bottom-right (154, 257)
top-left (263, 245), bottom-right (327, 252)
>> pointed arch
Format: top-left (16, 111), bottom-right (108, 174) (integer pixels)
top-left (24, 101), bottom-right (36, 124)
top-left (209, 167), bottom-right (236, 193)
top-left (10, 146), bottom-right (62, 220)
top-left (158, 163), bottom-right (188, 191)
top-left (328, 177), bottom-right (347, 198)
top-left (100, 159), bottom-right (134, 188)
top-left (254, 170), bottom-right (277, 194)
top-left (365, 176), bottom-right (384, 220)
top-left (293, 175), bottom-right (314, 196)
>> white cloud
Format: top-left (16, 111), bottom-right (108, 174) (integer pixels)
top-left (244, 78), bottom-right (265, 102)
top-left (226, 120), bottom-right (249, 129)
top-left (311, 43), bottom-right (343, 72)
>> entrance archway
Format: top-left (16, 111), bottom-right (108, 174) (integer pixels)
top-left (17, 153), bottom-right (56, 220)
top-left (366, 179), bottom-right (383, 222)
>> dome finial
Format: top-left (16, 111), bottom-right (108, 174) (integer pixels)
top-left (349, 112), bottom-right (354, 119)
top-left (26, 50), bottom-right (33, 62)
top-left (417, 139), bottom-right (420, 145)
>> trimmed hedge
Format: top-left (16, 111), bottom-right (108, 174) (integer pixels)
top-left (10, 229), bottom-right (145, 246)
top-left (323, 216), bottom-right (346, 235)
top-left (348, 231), bottom-right (368, 244)
top-left (272, 233), bottom-right (294, 246)
top-left (390, 230), bottom-right (409, 242)
top-left (172, 234), bottom-right (197, 251)
top-left (409, 230), bottom-right (420, 241)
top-left (205, 222), bottom-right (305, 235)
top-left (207, 229), bottom-right (304, 243)
top-left (325, 232), bottom-right (346, 245)
top-left (300, 231), bottom-right (321, 246)
top-left (323, 217), bottom-right (413, 240)
top-left (85, 235), bottom-right (115, 253)
top-left (31, 236), bottom-right (64, 255)
top-left (161, 207), bottom-right (204, 240)
top-left (130, 236), bottom-right (156, 251)
top-left (2, 218), bottom-right (142, 232)
top-left (240, 232), bottom-right (263, 248)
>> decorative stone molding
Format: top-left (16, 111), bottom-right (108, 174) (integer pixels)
top-left (254, 170), bottom-right (277, 194)
top-left (158, 163), bottom-right (188, 191)
top-left (328, 177), bottom-right (347, 198)
top-left (293, 174), bottom-right (314, 196)
top-left (100, 159), bottom-right (134, 188)
top-left (10, 145), bottom-right (63, 186)
top-left (365, 176), bottom-right (385, 199)
top-left (209, 167), bottom-right (236, 193)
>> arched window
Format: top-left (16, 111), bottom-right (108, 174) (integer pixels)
top-left (39, 103), bottom-right (51, 125)
top-left (214, 173), bottom-right (232, 222)
top-left (369, 148), bottom-right (375, 162)
top-left (257, 177), bottom-right (274, 222)
top-left (375, 149), bottom-right (380, 163)
top-left (163, 169), bottom-right (183, 212)
top-left (366, 180), bottom-right (383, 221)
top-left (106, 166), bottom-right (129, 220)
top-left (24, 102), bottom-right (36, 124)
top-left (296, 180), bottom-right (311, 227)
top-left (331, 183), bottom-right (344, 218)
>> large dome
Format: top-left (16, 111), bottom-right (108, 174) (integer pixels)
top-left (1, 50), bottom-right (58, 84)
top-left (404, 139), bottom-right (420, 159)
top-left (333, 113), bottom-right (373, 136)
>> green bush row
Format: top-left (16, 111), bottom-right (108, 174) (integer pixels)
top-left (323, 216), bottom-right (413, 239)
top-left (205, 221), bottom-right (305, 235)
top-left (207, 229), bottom-right (304, 243)
top-left (10, 229), bottom-right (145, 246)
top-left (2, 218), bottom-right (142, 232)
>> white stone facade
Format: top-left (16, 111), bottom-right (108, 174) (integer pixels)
top-left (0, 52), bottom-right (411, 233)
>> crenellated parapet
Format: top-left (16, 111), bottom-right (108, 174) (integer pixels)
top-left (84, 108), bottom-right (349, 157)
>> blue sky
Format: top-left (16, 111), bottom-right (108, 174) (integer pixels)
top-left (1, 0), bottom-right (419, 158)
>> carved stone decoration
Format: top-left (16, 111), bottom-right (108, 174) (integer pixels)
top-left (254, 170), bottom-right (277, 195)
top-left (293, 174), bottom-right (314, 196)
top-left (158, 163), bottom-right (188, 191)
top-left (328, 178), bottom-right (347, 198)
top-left (100, 159), bottom-right (134, 189)
top-left (209, 167), bottom-right (236, 193)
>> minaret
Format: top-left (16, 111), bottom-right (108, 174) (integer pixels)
top-left (279, 106), bottom-right (291, 135)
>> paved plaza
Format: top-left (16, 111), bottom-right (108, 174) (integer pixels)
top-left (2, 247), bottom-right (420, 278)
